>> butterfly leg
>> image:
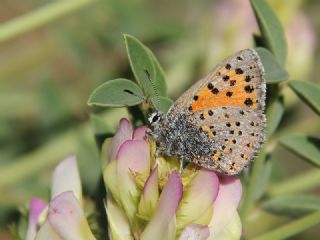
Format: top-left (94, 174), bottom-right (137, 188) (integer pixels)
top-left (179, 158), bottom-right (185, 174)
top-left (154, 148), bottom-right (160, 168)
top-left (179, 159), bottom-right (183, 174)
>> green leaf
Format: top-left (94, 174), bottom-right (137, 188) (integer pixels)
top-left (263, 195), bottom-right (320, 217)
top-left (255, 48), bottom-right (288, 83)
top-left (252, 158), bottom-right (272, 201)
top-left (266, 94), bottom-right (284, 139)
top-left (88, 78), bottom-right (145, 107)
top-left (150, 96), bottom-right (173, 113)
top-left (124, 34), bottom-right (167, 99)
top-left (279, 134), bottom-right (320, 167)
top-left (289, 80), bottom-right (320, 115)
top-left (251, 0), bottom-right (287, 65)
top-left (149, 48), bottom-right (167, 96)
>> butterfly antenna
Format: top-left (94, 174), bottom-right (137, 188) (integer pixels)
top-left (144, 69), bottom-right (160, 110)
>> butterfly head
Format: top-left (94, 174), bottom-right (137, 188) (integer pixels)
top-left (148, 112), bottom-right (163, 126)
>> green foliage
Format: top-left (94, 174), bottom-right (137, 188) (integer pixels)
top-left (253, 211), bottom-right (320, 240)
top-left (241, 0), bottom-right (290, 222)
top-left (90, 114), bottom-right (114, 135)
top-left (251, 157), bottom-right (272, 202)
top-left (2, 0), bottom-right (320, 239)
top-left (255, 47), bottom-right (288, 83)
top-left (150, 96), bottom-right (173, 113)
top-left (280, 134), bottom-right (320, 167)
top-left (241, 1), bottom-right (320, 239)
top-left (265, 94), bottom-right (284, 139)
top-left (251, 0), bottom-right (287, 65)
top-left (88, 78), bottom-right (145, 107)
top-left (262, 195), bottom-right (320, 217)
top-left (87, 34), bottom-right (171, 114)
top-left (289, 80), bottom-right (320, 115)
top-left (124, 34), bottom-right (167, 98)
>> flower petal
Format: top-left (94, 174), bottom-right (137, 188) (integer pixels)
top-left (108, 118), bottom-right (133, 161)
top-left (26, 198), bottom-right (47, 240)
top-left (116, 139), bottom-right (150, 222)
top-left (133, 126), bottom-right (149, 140)
top-left (103, 160), bottom-right (121, 204)
top-left (157, 156), bottom-right (180, 188)
top-left (177, 169), bottom-right (219, 232)
top-left (179, 224), bottom-right (210, 240)
top-left (47, 191), bottom-right (95, 240)
top-left (141, 172), bottom-right (183, 240)
top-left (208, 176), bottom-right (242, 238)
top-left (51, 155), bottom-right (82, 204)
top-left (105, 196), bottom-right (134, 240)
top-left (208, 212), bottom-right (242, 240)
top-left (138, 166), bottom-right (159, 220)
top-left (36, 221), bottom-right (62, 240)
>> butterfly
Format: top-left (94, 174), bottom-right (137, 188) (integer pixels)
top-left (149, 49), bottom-right (266, 175)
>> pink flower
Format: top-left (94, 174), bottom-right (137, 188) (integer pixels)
top-left (25, 156), bottom-right (96, 240)
top-left (103, 118), bottom-right (243, 240)
top-left (25, 119), bottom-right (243, 240)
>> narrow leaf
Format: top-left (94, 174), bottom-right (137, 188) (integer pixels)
top-left (255, 48), bottom-right (288, 83)
top-left (253, 210), bottom-right (320, 240)
top-left (266, 94), bottom-right (284, 139)
top-left (251, 0), bottom-right (287, 65)
top-left (124, 34), bottom-right (167, 99)
top-left (252, 158), bottom-right (272, 201)
top-left (280, 134), bottom-right (320, 167)
top-left (289, 80), bottom-right (320, 115)
top-left (88, 78), bottom-right (144, 107)
top-left (263, 195), bottom-right (320, 217)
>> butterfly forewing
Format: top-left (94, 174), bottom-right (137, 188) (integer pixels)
top-left (167, 49), bottom-right (266, 174)
top-left (171, 49), bottom-right (265, 113)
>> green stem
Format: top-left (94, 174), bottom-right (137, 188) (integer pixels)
top-left (253, 210), bottom-right (320, 240)
top-left (268, 169), bottom-right (320, 197)
top-left (240, 148), bottom-right (267, 219)
top-left (0, 0), bottom-right (97, 43)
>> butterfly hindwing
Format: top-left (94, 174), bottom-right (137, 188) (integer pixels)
top-left (192, 107), bottom-right (265, 174)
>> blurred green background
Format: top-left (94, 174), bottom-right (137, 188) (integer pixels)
top-left (0, 0), bottom-right (319, 239)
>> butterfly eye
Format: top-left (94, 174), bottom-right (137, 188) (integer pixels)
top-left (152, 114), bottom-right (159, 122)
top-left (148, 112), bottom-right (161, 125)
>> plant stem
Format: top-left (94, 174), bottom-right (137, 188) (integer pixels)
top-left (268, 169), bottom-right (320, 197)
top-left (240, 148), bottom-right (267, 219)
top-left (0, 0), bottom-right (97, 43)
top-left (253, 210), bottom-right (320, 240)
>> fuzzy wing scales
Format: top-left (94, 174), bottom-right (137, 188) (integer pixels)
top-left (168, 49), bottom-right (265, 115)
top-left (192, 107), bottom-right (265, 174)
top-left (167, 49), bottom-right (266, 175)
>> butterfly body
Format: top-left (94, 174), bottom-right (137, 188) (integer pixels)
top-left (150, 49), bottom-right (266, 175)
